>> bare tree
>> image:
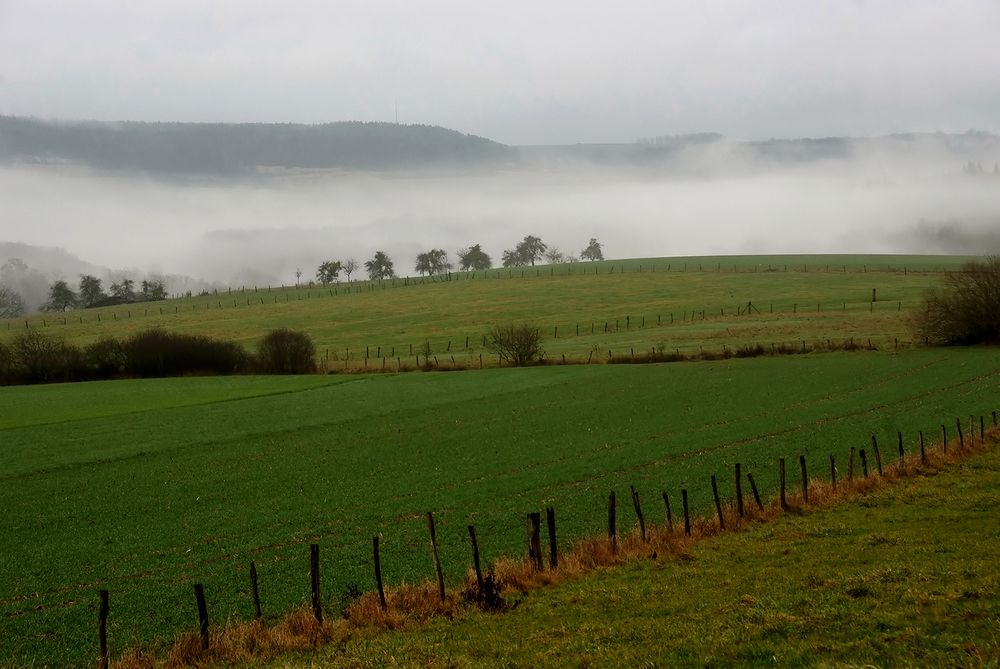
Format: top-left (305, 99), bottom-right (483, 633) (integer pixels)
top-left (343, 259), bottom-right (359, 282)
top-left (0, 285), bottom-right (25, 318)
top-left (914, 256), bottom-right (1000, 345)
top-left (486, 323), bottom-right (544, 366)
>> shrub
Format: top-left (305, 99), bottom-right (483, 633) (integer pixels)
top-left (486, 324), bottom-right (544, 366)
top-left (124, 328), bottom-right (250, 377)
top-left (256, 329), bottom-right (316, 374)
top-left (0, 341), bottom-right (14, 383)
top-left (914, 256), bottom-right (1000, 345)
top-left (84, 336), bottom-right (128, 378)
top-left (10, 330), bottom-right (84, 383)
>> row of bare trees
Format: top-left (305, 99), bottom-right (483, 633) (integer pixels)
top-left (312, 237), bottom-right (605, 283)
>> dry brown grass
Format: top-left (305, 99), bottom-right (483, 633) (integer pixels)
top-left (109, 425), bottom-right (999, 669)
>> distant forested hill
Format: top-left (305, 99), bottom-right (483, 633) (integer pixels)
top-left (0, 117), bottom-right (515, 173)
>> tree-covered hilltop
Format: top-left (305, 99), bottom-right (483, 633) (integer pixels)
top-left (0, 117), bottom-right (515, 173)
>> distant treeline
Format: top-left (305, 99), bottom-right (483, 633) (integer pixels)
top-left (0, 117), bottom-right (515, 173)
top-left (0, 327), bottom-right (316, 385)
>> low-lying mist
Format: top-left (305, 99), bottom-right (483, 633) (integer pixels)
top-left (2, 145), bottom-right (998, 291)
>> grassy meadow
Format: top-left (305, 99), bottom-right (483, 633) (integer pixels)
top-left (1, 254), bottom-right (978, 364)
top-left (3, 346), bottom-right (999, 667)
top-left (2, 253), bottom-right (997, 667)
top-left (281, 442), bottom-right (1000, 668)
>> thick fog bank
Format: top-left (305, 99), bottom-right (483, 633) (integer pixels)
top-left (1, 153), bottom-right (998, 289)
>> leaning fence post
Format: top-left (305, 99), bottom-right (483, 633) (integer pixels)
top-left (545, 507), bottom-right (558, 569)
top-left (250, 561), bottom-right (262, 619)
top-left (871, 436), bottom-right (883, 476)
top-left (919, 430), bottom-right (926, 464)
top-left (98, 590), bottom-right (109, 669)
top-left (860, 449), bottom-right (869, 478)
top-left (799, 455), bottom-right (808, 503)
top-left (956, 418), bottom-right (965, 449)
top-left (630, 486), bottom-right (647, 542)
top-left (662, 492), bottom-right (673, 531)
top-left (194, 583), bottom-right (210, 649)
top-left (427, 512), bottom-right (446, 601)
top-left (779, 458), bottom-right (788, 509)
top-left (681, 489), bottom-right (691, 537)
top-left (310, 544), bottom-right (322, 623)
top-left (608, 490), bottom-right (618, 552)
top-left (710, 475), bottom-right (725, 529)
top-left (746, 473), bottom-right (764, 511)
top-left (373, 536), bottom-right (387, 612)
top-left (734, 463), bottom-right (744, 517)
top-left (829, 455), bottom-right (837, 488)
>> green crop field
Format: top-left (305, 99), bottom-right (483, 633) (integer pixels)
top-left (285, 443), bottom-right (1000, 668)
top-left (3, 346), bottom-right (999, 667)
top-left (0, 254), bottom-right (978, 365)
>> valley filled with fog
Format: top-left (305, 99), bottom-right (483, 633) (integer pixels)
top-left (2, 137), bottom-right (998, 303)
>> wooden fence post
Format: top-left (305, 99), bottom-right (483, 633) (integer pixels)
top-left (799, 455), bottom-right (808, 503)
top-left (897, 431), bottom-right (904, 465)
top-left (310, 544), bottom-right (322, 623)
top-left (546, 507), bottom-right (558, 569)
top-left (527, 512), bottom-right (543, 571)
top-left (941, 424), bottom-right (947, 453)
top-left (871, 436), bottom-right (883, 476)
top-left (734, 463), bottom-right (744, 517)
top-left (711, 475), bottom-right (725, 529)
top-left (662, 492), bottom-right (673, 531)
top-left (427, 512), bottom-right (446, 601)
top-left (98, 590), bottom-right (109, 669)
top-left (608, 491), bottom-right (617, 553)
top-left (373, 536), bottom-right (387, 612)
top-left (194, 583), bottom-right (209, 649)
top-left (250, 562), bottom-right (262, 619)
top-left (746, 473), bottom-right (764, 511)
top-left (630, 486), bottom-right (647, 542)
top-left (993, 410), bottom-right (997, 427)
top-left (468, 525), bottom-right (484, 598)
top-left (956, 418), bottom-right (964, 449)
top-left (919, 430), bottom-right (926, 464)
top-left (681, 489), bottom-right (691, 537)
top-left (779, 458), bottom-right (787, 509)
top-left (980, 415), bottom-right (985, 442)
top-left (860, 449), bottom-right (869, 478)
top-left (829, 455), bottom-right (837, 488)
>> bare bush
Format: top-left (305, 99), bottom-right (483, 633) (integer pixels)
top-left (486, 324), bottom-right (543, 366)
top-left (914, 256), bottom-right (1000, 345)
top-left (257, 328), bottom-right (316, 374)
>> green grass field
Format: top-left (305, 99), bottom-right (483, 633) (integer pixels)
top-left (1, 254), bottom-right (978, 363)
top-left (3, 347), bottom-right (999, 667)
top-left (283, 443), bottom-right (1000, 668)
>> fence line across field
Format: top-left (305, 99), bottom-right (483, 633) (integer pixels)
top-left (91, 409), bottom-right (998, 665)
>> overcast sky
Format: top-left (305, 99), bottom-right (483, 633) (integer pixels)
top-left (2, 1), bottom-right (999, 145)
